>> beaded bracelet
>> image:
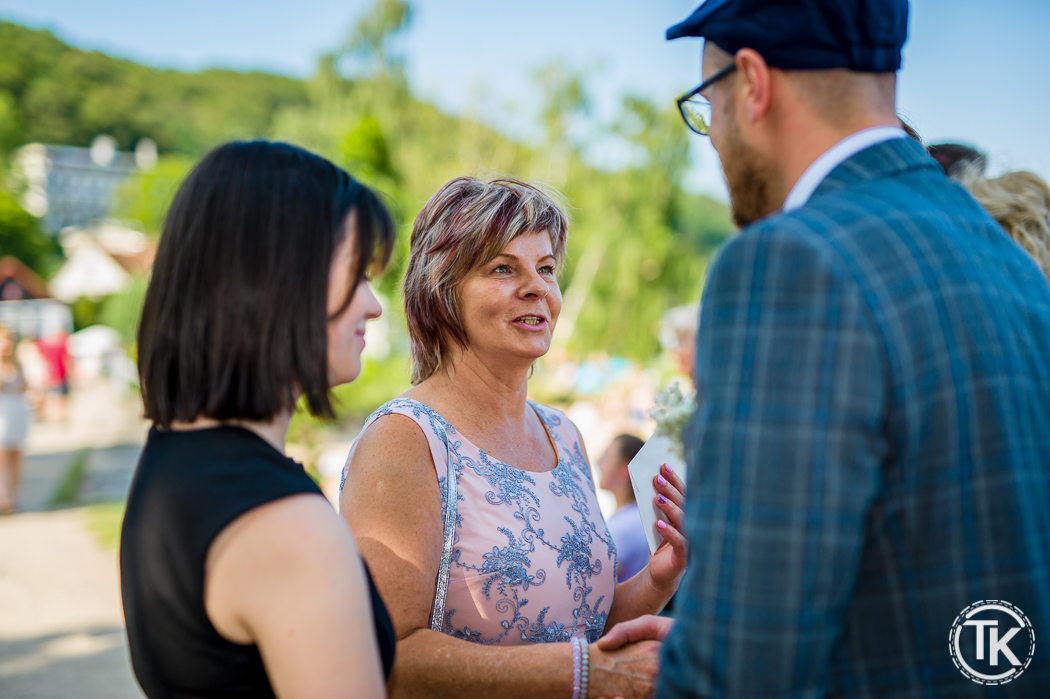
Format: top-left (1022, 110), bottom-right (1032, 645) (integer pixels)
top-left (570, 636), bottom-right (582, 699)
top-left (580, 640), bottom-right (590, 699)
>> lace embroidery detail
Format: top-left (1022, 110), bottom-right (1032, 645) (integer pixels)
top-left (344, 398), bottom-right (618, 646)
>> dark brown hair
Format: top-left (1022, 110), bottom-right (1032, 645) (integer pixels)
top-left (138, 140), bottom-right (394, 427)
top-left (612, 434), bottom-right (645, 463)
top-left (928, 142), bottom-right (987, 178)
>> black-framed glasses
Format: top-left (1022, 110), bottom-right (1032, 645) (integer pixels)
top-left (675, 64), bottom-right (737, 136)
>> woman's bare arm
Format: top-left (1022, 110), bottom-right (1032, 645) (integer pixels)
top-left (391, 627), bottom-right (660, 699)
top-left (342, 415), bottom-right (660, 699)
top-left (205, 493), bottom-right (386, 699)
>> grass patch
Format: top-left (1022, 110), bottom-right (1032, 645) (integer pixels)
top-left (86, 501), bottom-right (126, 550)
top-left (49, 449), bottom-right (91, 507)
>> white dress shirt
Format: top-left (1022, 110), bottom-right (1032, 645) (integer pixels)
top-left (782, 126), bottom-right (907, 212)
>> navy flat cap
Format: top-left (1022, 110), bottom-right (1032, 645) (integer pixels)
top-left (667, 0), bottom-right (908, 73)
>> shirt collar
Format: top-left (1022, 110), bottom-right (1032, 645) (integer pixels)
top-left (782, 126), bottom-right (907, 212)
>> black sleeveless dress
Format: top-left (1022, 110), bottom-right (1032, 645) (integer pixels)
top-left (120, 426), bottom-right (395, 698)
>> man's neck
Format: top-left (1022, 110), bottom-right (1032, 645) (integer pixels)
top-left (775, 115), bottom-right (900, 209)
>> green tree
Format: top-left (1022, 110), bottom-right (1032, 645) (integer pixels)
top-left (99, 275), bottom-right (149, 346)
top-left (338, 0), bottom-right (413, 74)
top-left (0, 190), bottom-right (59, 276)
top-left (0, 21), bottom-right (309, 158)
top-left (1, 3), bottom-right (736, 371)
top-left (113, 155), bottom-right (195, 236)
top-left (0, 91), bottom-right (23, 156)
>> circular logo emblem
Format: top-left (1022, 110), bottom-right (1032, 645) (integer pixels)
top-left (949, 600), bottom-right (1035, 685)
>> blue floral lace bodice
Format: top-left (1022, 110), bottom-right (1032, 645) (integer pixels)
top-left (341, 398), bottom-right (618, 645)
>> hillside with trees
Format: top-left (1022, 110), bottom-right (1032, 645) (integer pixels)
top-left (0, 20), bottom-right (308, 157)
top-left (0, 0), bottom-right (734, 362)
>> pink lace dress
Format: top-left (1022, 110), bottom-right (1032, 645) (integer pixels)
top-left (342, 398), bottom-right (618, 645)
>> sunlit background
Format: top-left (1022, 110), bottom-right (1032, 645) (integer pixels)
top-left (3, 1), bottom-right (1050, 190)
top-left (0, 1), bottom-right (1047, 696)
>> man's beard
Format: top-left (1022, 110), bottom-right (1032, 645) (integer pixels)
top-left (720, 117), bottom-right (779, 228)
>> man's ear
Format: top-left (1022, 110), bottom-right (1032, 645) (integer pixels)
top-left (735, 48), bottom-right (772, 125)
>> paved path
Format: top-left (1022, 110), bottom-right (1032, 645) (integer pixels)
top-left (0, 378), bottom-right (147, 698)
top-left (18, 378), bottom-right (148, 511)
top-left (0, 509), bottom-right (144, 698)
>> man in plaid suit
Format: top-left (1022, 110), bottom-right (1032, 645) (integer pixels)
top-left (655, 0), bottom-right (1050, 696)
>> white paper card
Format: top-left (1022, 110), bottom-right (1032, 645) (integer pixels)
top-left (626, 434), bottom-right (687, 556)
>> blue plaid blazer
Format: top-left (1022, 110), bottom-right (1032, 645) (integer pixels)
top-left (658, 138), bottom-right (1050, 697)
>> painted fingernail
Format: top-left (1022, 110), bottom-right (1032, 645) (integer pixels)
top-left (657, 520), bottom-right (667, 530)
top-left (663, 463), bottom-right (674, 475)
top-left (657, 474), bottom-right (668, 486)
top-left (658, 495), bottom-right (668, 505)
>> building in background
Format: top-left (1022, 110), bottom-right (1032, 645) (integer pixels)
top-left (49, 222), bottom-right (154, 303)
top-left (12, 136), bottom-right (157, 234)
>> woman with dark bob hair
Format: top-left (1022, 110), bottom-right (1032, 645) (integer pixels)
top-left (121, 141), bottom-right (396, 699)
top-left (340, 176), bottom-right (686, 698)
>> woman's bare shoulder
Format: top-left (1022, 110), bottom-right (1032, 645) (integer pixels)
top-left (354, 407), bottom-right (434, 469)
top-left (343, 404), bottom-right (444, 515)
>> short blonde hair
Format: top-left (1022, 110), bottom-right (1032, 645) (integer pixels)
top-left (963, 169), bottom-right (1050, 281)
top-left (403, 176), bottom-right (569, 384)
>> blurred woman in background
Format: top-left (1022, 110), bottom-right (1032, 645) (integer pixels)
top-left (121, 140), bottom-right (396, 698)
top-left (0, 325), bottom-right (29, 515)
top-left (962, 169), bottom-right (1050, 281)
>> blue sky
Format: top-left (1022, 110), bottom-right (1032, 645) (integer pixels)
top-left (2, 0), bottom-right (1049, 198)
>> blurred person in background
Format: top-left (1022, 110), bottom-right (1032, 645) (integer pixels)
top-left (962, 169), bottom-right (1050, 281)
top-left (928, 142), bottom-right (987, 178)
top-left (662, 0), bottom-right (1050, 695)
top-left (659, 303), bottom-right (699, 387)
top-left (16, 336), bottom-right (47, 416)
top-left (36, 329), bottom-right (70, 421)
top-left (0, 325), bottom-right (29, 515)
top-left (341, 175), bottom-right (686, 699)
top-left (597, 434), bottom-right (649, 582)
top-left (121, 141), bottom-right (396, 699)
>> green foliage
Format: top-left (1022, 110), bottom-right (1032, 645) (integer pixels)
top-left (0, 21), bottom-right (309, 157)
top-left (50, 448), bottom-right (90, 507)
top-left (340, 0), bottom-right (413, 72)
top-left (85, 500), bottom-right (125, 549)
top-left (0, 90), bottom-right (22, 154)
top-left (269, 49), bottom-right (734, 360)
top-left (1, 2), bottom-right (735, 366)
top-left (342, 115), bottom-right (399, 186)
top-left (70, 295), bottom-right (105, 331)
top-left (0, 189), bottom-right (60, 276)
top-left (98, 275), bottom-right (150, 346)
top-left (534, 62), bottom-right (592, 147)
top-left (290, 352), bottom-right (412, 429)
top-left (114, 155), bottom-right (194, 236)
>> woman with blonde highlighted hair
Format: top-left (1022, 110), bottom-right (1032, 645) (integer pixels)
top-left (340, 176), bottom-right (686, 698)
top-left (962, 169), bottom-right (1050, 281)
